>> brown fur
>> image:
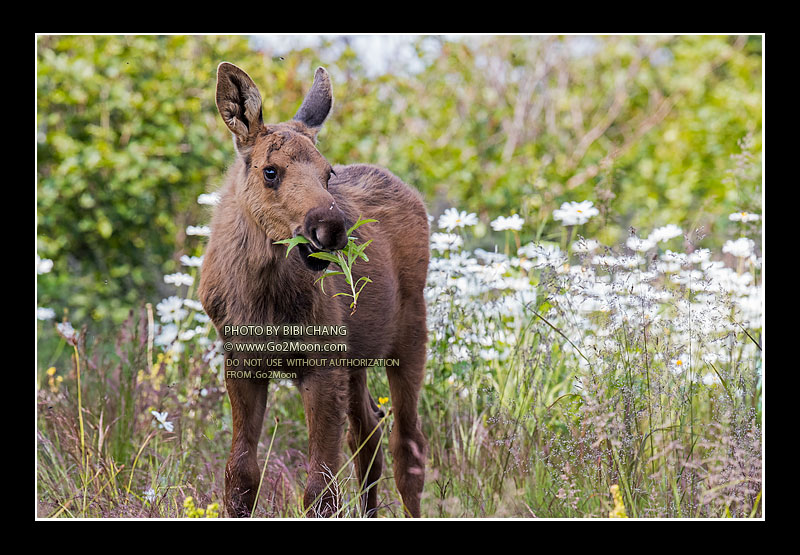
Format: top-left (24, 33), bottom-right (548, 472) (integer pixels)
top-left (199, 63), bottom-right (429, 517)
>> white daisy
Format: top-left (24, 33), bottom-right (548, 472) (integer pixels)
top-left (180, 254), bottom-right (204, 267)
top-left (156, 296), bottom-right (188, 323)
top-left (722, 237), bottom-right (755, 258)
top-left (438, 208), bottom-right (478, 232)
top-left (647, 224), bottom-right (683, 243)
top-left (179, 329), bottom-right (197, 341)
top-left (430, 232), bottom-right (464, 253)
top-left (592, 254), bottom-right (619, 267)
top-left (194, 312), bottom-right (210, 324)
top-left (186, 225), bottom-right (211, 236)
top-left (626, 236), bottom-right (656, 253)
top-left (490, 214), bottom-right (524, 232)
top-left (728, 211), bottom-right (760, 223)
top-left (164, 272), bottom-right (194, 287)
top-left (518, 242), bottom-right (567, 268)
top-left (552, 200), bottom-right (599, 226)
top-left (688, 248), bottom-right (711, 265)
top-left (155, 323), bottom-right (179, 346)
top-left (670, 352), bottom-right (690, 375)
top-left (183, 298), bottom-right (204, 312)
top-left (197, 192), bottom-right (221, 206)
top-left (151, 410), bottom-right (174, 432)
top-left (571, 238), bottom-right (600, 253)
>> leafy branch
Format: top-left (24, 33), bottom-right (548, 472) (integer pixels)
top-left (275, 216), bottom-right (377, 315)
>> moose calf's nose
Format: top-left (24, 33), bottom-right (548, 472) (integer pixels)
top-left (305, 206), bottom-right (348, 251)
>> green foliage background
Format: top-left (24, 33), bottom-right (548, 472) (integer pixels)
top-left (36, 35), bottom-right (762, 326)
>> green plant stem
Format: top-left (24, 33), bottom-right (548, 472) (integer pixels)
top-left (72, 344), bottom-right (88, 515)
top-left (251, 417), bottom-right (280, 517)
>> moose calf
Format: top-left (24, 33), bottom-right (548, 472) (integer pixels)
top-left (198, 63), bottom-right (429, 518)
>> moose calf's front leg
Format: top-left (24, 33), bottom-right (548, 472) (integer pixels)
top-left (300, 367), bottom-right (347, 517)
top-left (225, 373), bottom-right (269, 517)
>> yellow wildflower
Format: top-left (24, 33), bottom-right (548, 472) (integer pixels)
top-left (46, 367), bottom-right (63, 393)
top-left (183, 496), bottom-right (220, 518)
top-left (608, 484), bottom-right (628, 518)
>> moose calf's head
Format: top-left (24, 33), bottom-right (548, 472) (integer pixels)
top-left (215, 62), bottom-right (348, 271)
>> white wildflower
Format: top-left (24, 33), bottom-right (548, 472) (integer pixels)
top-left (154, 323), bottom-right (179, 346)
top-left (37, 307), bottom-right (56, 320)
top-left (151, 410), bottom-right (174, 433)
top-left (688, 248), bottom-right (711, 265)
top-left (626, 236), bottom-right (656, 253)
top-left (449, 344), bottom-right (471, 362)
top-left (659, 250), bottom-right (688, 272)
top-left (592, 254), bottom-right (619, 267)
top-left (180, 254), bottom-right (204, 267)
top-left (179, 329), bottom-right (197, 341)
top-left (194, 312), bottom-right (210, 324)
top-left (37, 255), bottom-right (54, 275)
top-left (490, 214), bottom-right (524, 232)
top-left (197, 192), bottom-right (221, 206)
top-left (156, 296), bottom-right (188, 323)
top-left (474, 248), bottom-right (508, 266)
top-left (164, 272), bottom-right (194, 287)
top-left (670, 352), bottom-right (690, 375)
top-left (552, 200), bottom-right (599, 226)
top-left (518, 242), bottom-right (567, 268)
top-left (186, 225), bottom-right (211, 236)
top-left (572, 238), bottom-right (600, 253)
top-left (183, 298), bottom-right (204, 312)
top-left (56, 321), bottom-right (78, 344)
top-left (647, 224), bottom-right (683, 243)
top-left (722, 237), bottom-right (755, 258)
top-left (438, 208), bottom-right (478, 232)
top-left (728, 211), bottom-right (760, 222)
top-left (430, 232), bottom-right (463, 253)
top-left (618, 254), bottom-right (645, 268)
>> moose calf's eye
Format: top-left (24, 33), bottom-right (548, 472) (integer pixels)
top-left (263, 167), bottom-right (278, 185)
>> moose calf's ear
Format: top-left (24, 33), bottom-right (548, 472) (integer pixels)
top-left (216, 62), bottom-right (263, 152)
top-left (292, 67), bottom-right (334, 141)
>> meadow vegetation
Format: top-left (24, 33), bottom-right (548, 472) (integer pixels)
top-left (36, 35), bottom-right (762, 518)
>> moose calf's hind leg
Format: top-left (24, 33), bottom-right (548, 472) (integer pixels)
top-left (386, 361), bottom-right (427, 518)
top-left (346, 369), bottom-right (385, 517)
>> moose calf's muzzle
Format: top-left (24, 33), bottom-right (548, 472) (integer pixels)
top-left (304, 204), bottom-right (348, 252)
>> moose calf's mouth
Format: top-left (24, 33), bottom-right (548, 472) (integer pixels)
top-left (296, 238), bottom-right (332, 272)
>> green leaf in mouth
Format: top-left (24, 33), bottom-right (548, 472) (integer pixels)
top-left (273, 235), bottom-right (311, 257)
top-left (275, 215), bottom-right (378, 315)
